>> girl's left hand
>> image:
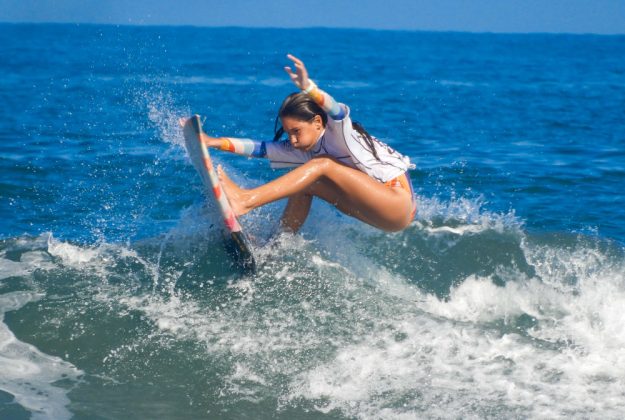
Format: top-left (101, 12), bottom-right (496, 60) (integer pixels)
top-left (284, 54), bottom-right (312, 90)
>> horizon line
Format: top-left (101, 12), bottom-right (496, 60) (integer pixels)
top-left (1, 20), bottom-right (624, 37)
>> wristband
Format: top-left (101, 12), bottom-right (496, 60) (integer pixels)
top-left (220, 138), bottom-right (233, 152)
top-left (303, 79), bottom-right (317, 94)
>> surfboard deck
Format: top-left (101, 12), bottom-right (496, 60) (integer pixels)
top-left (182, 115), bottom-right (256, 274)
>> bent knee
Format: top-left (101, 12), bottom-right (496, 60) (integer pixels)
top-left (307, 155), bottom-right (343, 173)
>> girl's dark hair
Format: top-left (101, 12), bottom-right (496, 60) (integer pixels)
top-left (273, 92), bottom-right (327, 141)
top-left (273, 92), bottom-right (381, 161)
top-left (352, 121), bottom-right (380, 161)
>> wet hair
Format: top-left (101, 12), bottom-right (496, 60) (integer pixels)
top-left (273, 92), bottom-right (381, 161)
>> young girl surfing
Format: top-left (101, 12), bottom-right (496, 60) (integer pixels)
top-left (181, 54), bottom-right (416, 233)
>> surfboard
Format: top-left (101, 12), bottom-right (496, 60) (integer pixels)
top-left (182, 115), bottom-right (256, 274)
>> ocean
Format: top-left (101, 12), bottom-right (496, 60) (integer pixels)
top-left (1, 23), bottom-right (624, 419)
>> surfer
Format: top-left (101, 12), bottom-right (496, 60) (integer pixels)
top-left (183, 54), bottom-right (416, 233)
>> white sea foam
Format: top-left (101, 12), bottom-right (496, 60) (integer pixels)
top-left (284, 235), bottom-right (625, 419)
top-left (0, 236), bottom-right (56, 281)
top-left (521, 242), bottom-right (625, 380)
top-left (421, 223), bottom-right (491, 235)
top-left (98, 231), bottom-right (625, 419)
top-left (147, 195), bottom-right (624, 418)
top-left (111, 184), bottom-right (625, 417)
top-left (46, 239), bottom-right (100, 267)
top-left (30, 189), bottom-right (622, 419)
top-left (415, 195), bottom-right (520, 233)
top-left (0, 291), bottom-right (83, 420)
top-left (0, 258), bottom-right (31, 281)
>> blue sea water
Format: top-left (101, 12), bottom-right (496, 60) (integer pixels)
top-left (1, 23), bottom-right (625, 419)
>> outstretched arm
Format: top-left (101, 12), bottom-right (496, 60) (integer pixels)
top-left (203, 135), bottom-right (267, 158)
top-left (284, 54), bottom-right (347, 121)
top-left (179, 118), bottom-right (266, 158)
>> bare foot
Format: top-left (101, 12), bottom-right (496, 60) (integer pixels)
top-left (218, 165), bottom-right (252, 217)
top-left (178, 117), bottom-right (188, 127)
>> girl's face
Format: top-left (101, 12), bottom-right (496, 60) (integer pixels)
top-left (281, 115), bottom-right (323, 151)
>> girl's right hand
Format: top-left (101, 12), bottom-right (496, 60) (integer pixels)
top-left (179, 118), bottom-right (222, 149)
top-left (200, 134), bottom-right (224, 148)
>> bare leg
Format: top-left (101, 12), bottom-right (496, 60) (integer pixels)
top-left (218, 156), bottom-right (414, 232)
top-left (280, 192), bottom-right (313, 233)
